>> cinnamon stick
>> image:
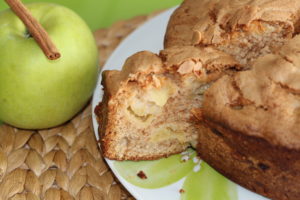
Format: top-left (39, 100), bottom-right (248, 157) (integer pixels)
top-left (5, 0), bottom-right (61, 60)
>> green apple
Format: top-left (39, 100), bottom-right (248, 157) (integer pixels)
top-left (0, 3), bottom-right (99, 129)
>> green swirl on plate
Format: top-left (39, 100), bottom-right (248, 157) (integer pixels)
top-left (181, 162), bottom-right (237, 200)
top-left (114, 149), bottom-right (195, 188)
top-left (114, 148), bottom-right (237, 200)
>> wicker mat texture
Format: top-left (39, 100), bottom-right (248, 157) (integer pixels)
top-left (0, 13), bottom-right (158, 200)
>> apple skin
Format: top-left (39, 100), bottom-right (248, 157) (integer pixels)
top-left (0, 3), bottom-right (99, 129)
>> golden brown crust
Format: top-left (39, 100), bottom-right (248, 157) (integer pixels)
top-left (165, 0), bottom-right (300, 48)
top-left (161, 46), bottom-right (240, 70)
top-left (203, 35), bottom-right (300, 149)
top-left (103, 51), bottom-right (164, 96)
top-left (159, 46), bottom-right (240, 82)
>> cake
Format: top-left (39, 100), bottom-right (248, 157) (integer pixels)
top-left (200, 35), bottom-right (300, 200)
top-left (165, 0), bottom-right (299, 65)
top-left (95, 46), bottom-right (239, 160)
top-left (95, 0), bottom-right (300, 199)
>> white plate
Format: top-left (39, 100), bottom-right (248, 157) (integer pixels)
top-left (92, 8), bottom-right (269, 200)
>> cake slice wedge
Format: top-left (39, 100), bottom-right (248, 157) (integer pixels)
top-left (95, 46), bottom-right (239, 160)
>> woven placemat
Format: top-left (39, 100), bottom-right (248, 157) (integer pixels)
top-left (0, 13), bottom-right (158, 200)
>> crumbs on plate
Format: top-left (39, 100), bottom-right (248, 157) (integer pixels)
top-left (137, 171), bottom-right (147, 179)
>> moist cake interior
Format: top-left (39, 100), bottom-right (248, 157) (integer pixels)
top-left (101, 70), bottom-right (205, 160)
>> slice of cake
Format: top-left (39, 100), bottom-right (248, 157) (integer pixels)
top-left (95, 46), bottom-right (239, 160)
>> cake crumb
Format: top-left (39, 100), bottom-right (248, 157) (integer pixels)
top-left (179, 189), bottom-right (185, 193)
top-left (137, 171), bottom-right (147, 179)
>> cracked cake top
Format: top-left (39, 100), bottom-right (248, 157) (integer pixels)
top-left (165, 0), bottom-right (300, 48)
top-left (203, 35), bottom-right (300, 149)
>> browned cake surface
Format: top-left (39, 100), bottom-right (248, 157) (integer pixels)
top-left (203, 35), bottom-right (300, 149)
top-left (201, 35), bottom-right (300, 200)
top-left (165, 0), bottom-right (300, 65)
